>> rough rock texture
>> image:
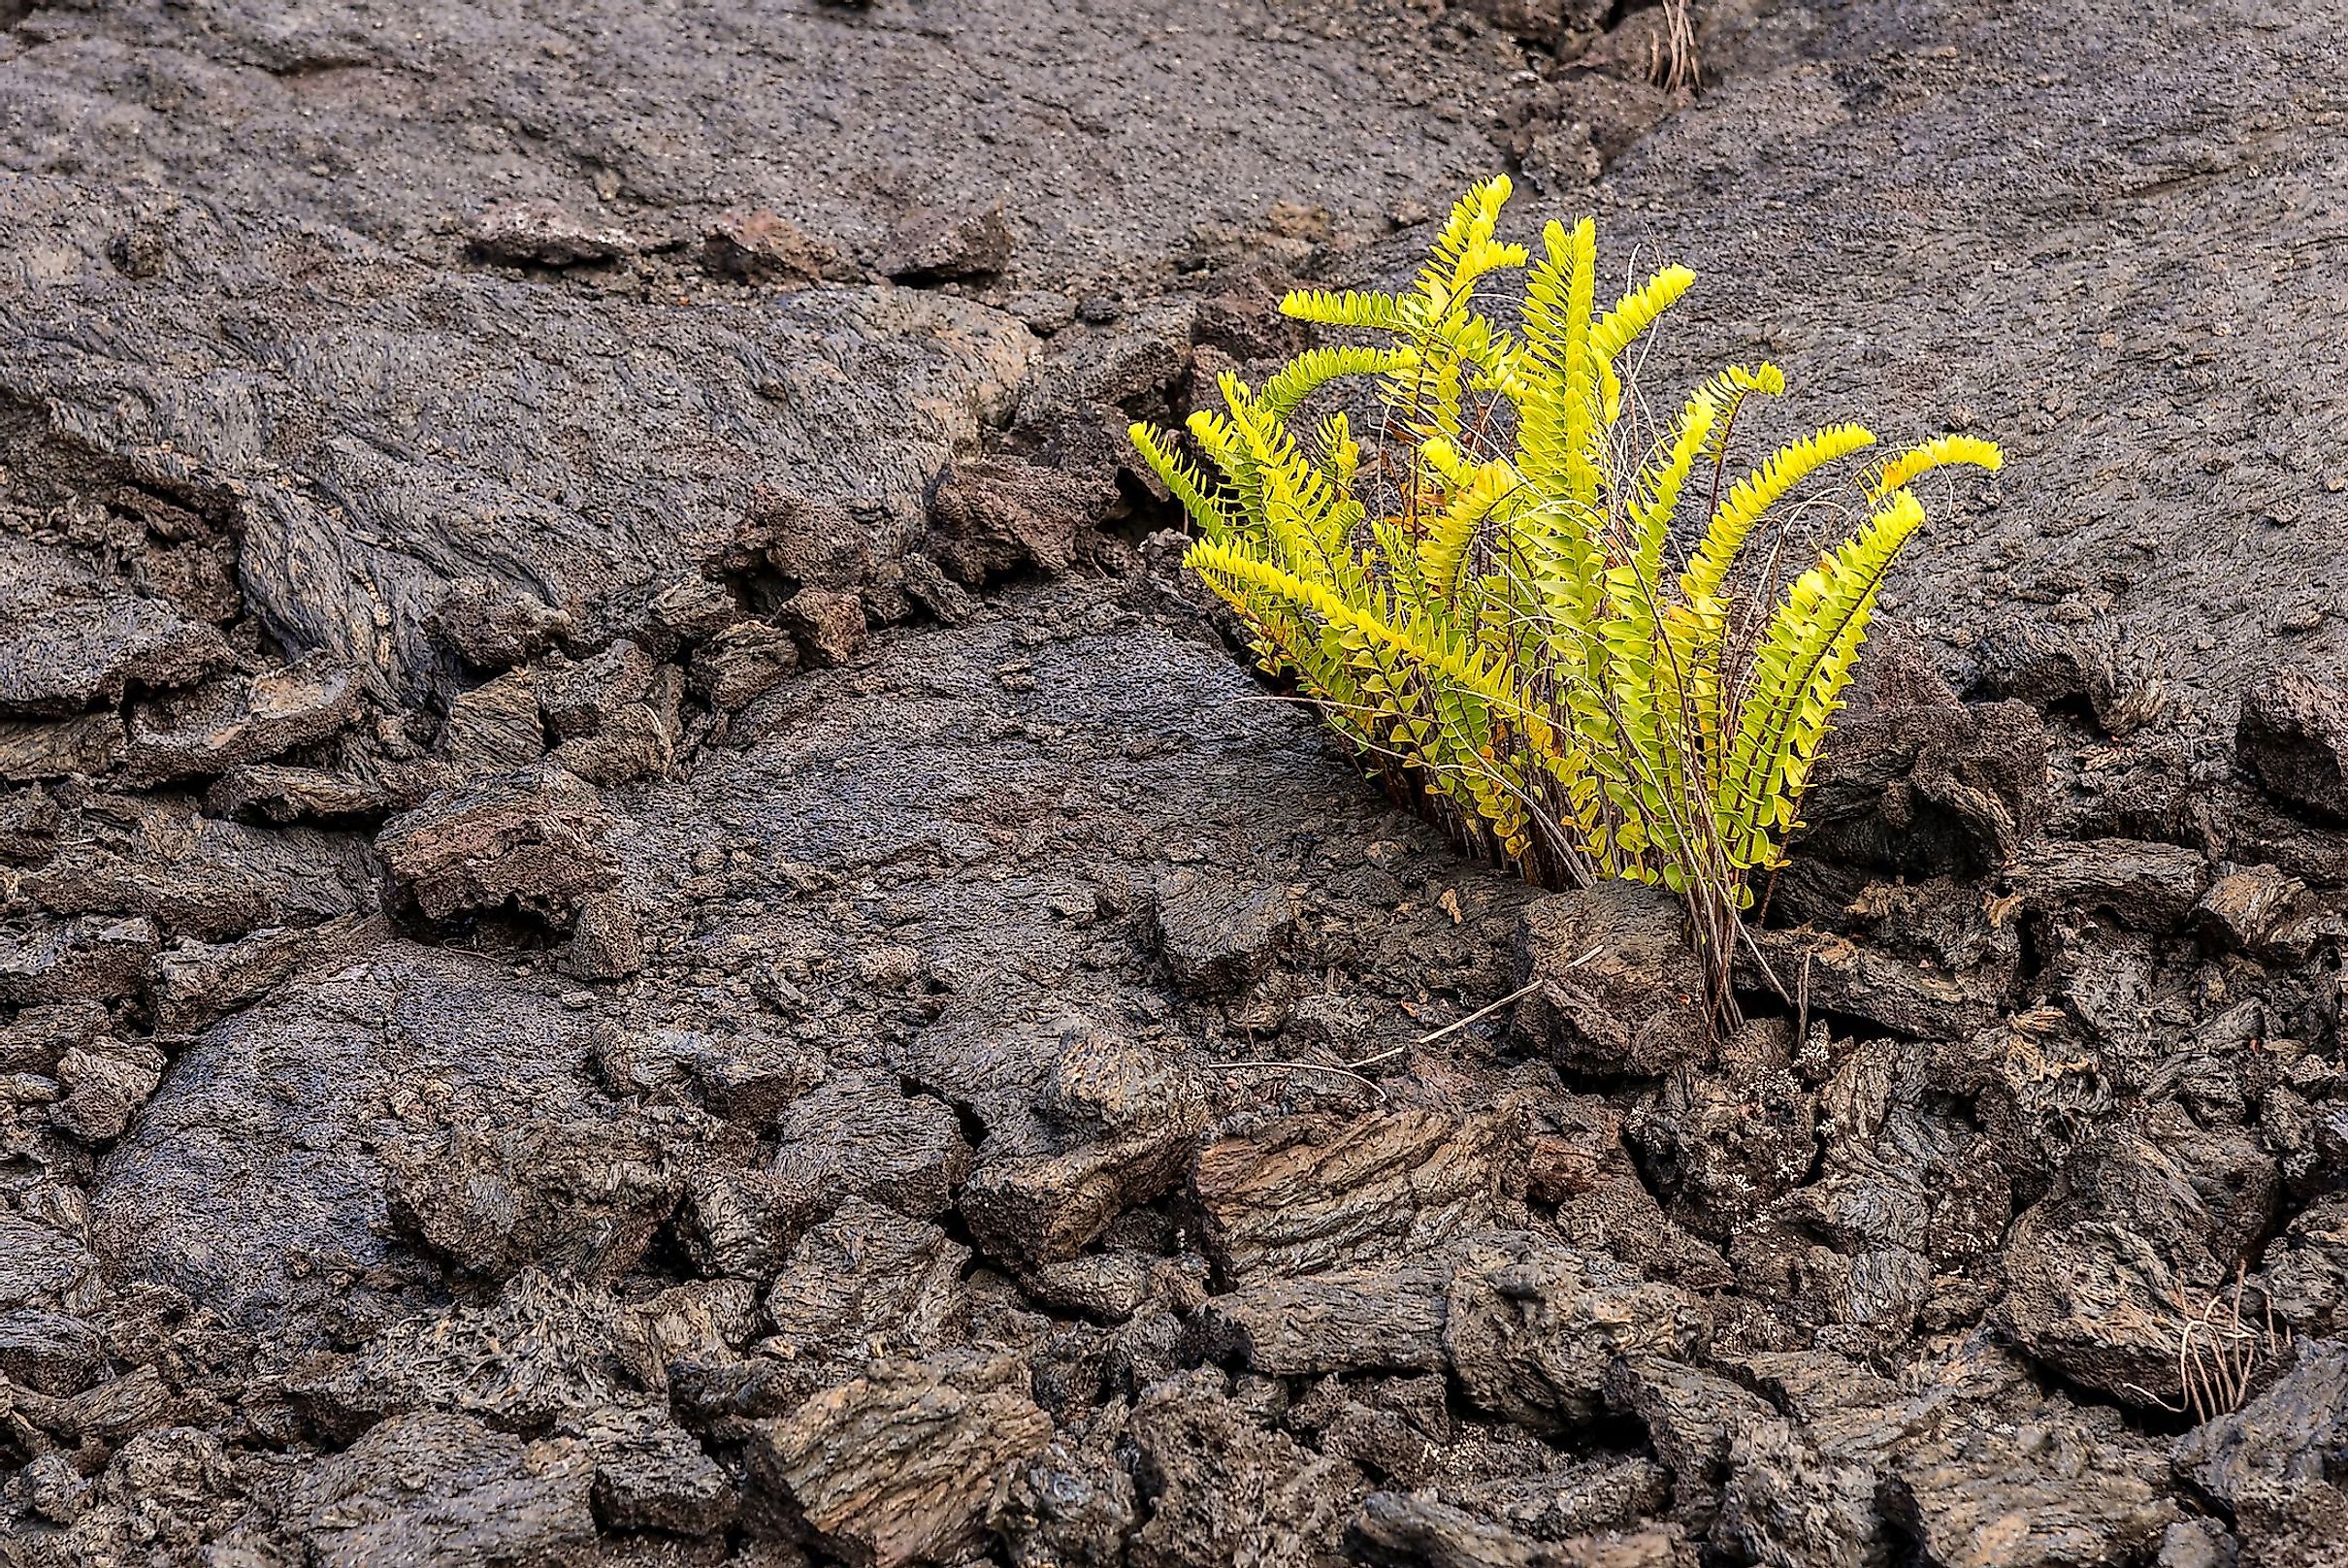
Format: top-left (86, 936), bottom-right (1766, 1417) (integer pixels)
top-left (1, 0), bottom-right (2344, 1560)
top-left (746, 1349), bottom-right (1053, 1568)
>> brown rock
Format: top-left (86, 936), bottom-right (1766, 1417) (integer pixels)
top-left (745, 1347), bottom-right (1053, 1568)
top-left (0, 714), bottom-right (126, 782)
top-left (879, 201), bottom-right (1015, 282)
top-left (1513, 885), bottom-right (1710, 1077)
top-left (1191, 1105), bottom-right (1526, 1282)
top-left (778, 587), bottom-right (867, 669)
top-left (926, 459), bottom-right (1115, 586)
top-left (702, 208), bottom-right (849, 285)
top-left (691, 621), bottom-right (800, 710)
top-left (376, 764), bottom-right (618, 927)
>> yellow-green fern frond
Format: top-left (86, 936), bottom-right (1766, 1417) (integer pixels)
top-left (1680, 423), bottom-right (1877, 608)
top-left (1868, 434), bottom-right (2005, 498)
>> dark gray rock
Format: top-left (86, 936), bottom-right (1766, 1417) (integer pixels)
top-left (1150, 871), bottom-right (1300, 997)
top-left (435, 670), bottom-right (549, 776)
top-left (0, 713), bottom-right (126, 782)
top-left (1512, 885), bottom-right (1710, 1077)
top-left (2011, 836), bottom-right (2212, 931)
top-left (0, 1308), bottom-right (104, 1396)
top-left (768, 1070), bottom-right (972, 1222)
top-left (1191, 1106), bottom-right (1525, 1283)
top-left (744, 1347), bottom-right (1053, 1568)
top-left (376, 764), bottom-right (617, 928)
top-left (2238, 664), bottom-right (2348, 824)
top-left (427, 577), bottom-right (578, 671)
top-left (1195, 1254), bottom-right (1454, 1377)
top-left (1603, 1356), bottom-right (1777, 1535)
top-left (124, 652), bottom-right (359, 784)
top-left (563, 1400), bottom-right (734, 1536)
top-left (691, 622), bottom-right (801, 711)
top-left (22, 799), bottom-right (375, 942)
top-left (1346, 1492), bottom-right (1693, 1568)
top-left (993, 1418), bottom-right (1138, 1568)
top-left (1126, 1368), bottom-right (1362, 1568)
top-left (0, 536), bottom-right (231, 718)
top-left (0, 915), bottom-right (160, 1007)
top-left (762, 1198), bottom-right (970, 1366)
top-left (1879, 1401), bottom-right (2177, 1568)
top-left (90, 941), bottom-right (616, 1336)
top-left (289, 1268), bottom-right (661, 1441)
top-left (2171, 1338), bottom-right (2348, 1506)
top-left (926, 459), bottom-right (1117, 587)
top-left (277, 1409), bottom-right (597, 1567)
top-left (1443, 1233), bottom-right (1707, 1433)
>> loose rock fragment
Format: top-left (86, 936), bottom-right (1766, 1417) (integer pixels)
top-left (281, 1409), bottom-right (598, 1566)
top-left (2237, 663), bottom-right (2348, 822)
top-left (880, 201), bottom-right (1016, 281)
top-left (2010, 836), bottom-right (2211, 931)
top-left (926, 459), bottom-right (1115, 585)
top-left (695, 621), bottom-right (803, 714)
top-left (745, 1347), bottom-right (1053, 1568)
top-left (376, 764), bottom-right (618, 927)
top-left (1150, 871), bottom-right (1299, 996)
top-left (468, 199), bottom-right (636, 267)
top-left (426, 575), bottom-right (575, 669)
top-left (1879, 1402), bottom-right (2177, 1568)
top-left (763, 1198), bottom-right (970, 1365)
top-left (1513, 884), bottom-right (1710, 1076)
top-left (1191, 1106), bottom-right (1525, 1282)
top-left (125, 651), bottom-right (358, 783)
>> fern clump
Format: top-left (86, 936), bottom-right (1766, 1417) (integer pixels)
top-left (1130, 176), bottom-right (2000, 1003)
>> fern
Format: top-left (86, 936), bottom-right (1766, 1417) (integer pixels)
top-left (1130, 178), bottom-right (2001, 1018)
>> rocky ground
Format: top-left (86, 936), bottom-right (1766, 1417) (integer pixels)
top-left (2, 0), bottom-right (2346, 1564)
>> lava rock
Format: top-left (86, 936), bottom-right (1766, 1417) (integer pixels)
top-left (762, 1198), bottom-right (971, 1365)
top-left (702, 207), bottom-right (851, 285)
top-left (538, 638), bottom-right (658, 738)
top-left (2194, 863), bottom-right (2306, 952)
top-left (778, 586), bottom-right (868, 669)
top-left (0, 916), bottom-right (160, 1007)
top-left (744, 1347), bottom-right (1053, 1568)
top-left (1191, 1105), bottom-right (1526, 1282)
top-left (0, 713), bottom-right (127, 782)
top-left (2171, 1337), bottom-right (2348, 1507)
top-left (468, 199), bottom-right (636, 267)
top-left (1513, 884), bottom-right (1710, 1077)
top-left (768, 1070), bottom-right (972, 1223)
top-left (426, 575), bottom-right (577, 670)
top-left (279, 1409), bottom-right (598, 1565)
top-left (564, 1400), bottom-right (735, 1535)
top-left (376, 764), bottom-right (619, 928)
top-left (1798, 643), bottom-right (2049, 877)
top-left (124, 651), bottom-right (359, 783)
top-left (0, 535), bottom-right (232, 717)
top-left (1879, 1401), bottom-right (2177, 1568)
top-left (435, 669), bottom-right (549, 776)
top-left (2010, 836), bottom-right (2211, 931)
top-left (880, 201), bottom-right (1016, 282)
top-left (2237, 663), bottom-right (2348, 823)
top-left (1443, 1232), bottom-right (1708, 1432)
top-left (289, 1268), bottom-right (661, 1441)
top-left (691, 621), bottom-right (801, 710)
top-left (1195, 1253), bottom-right (1455, 1377)
top-left (1125, 1368), bottom-right (1362, 1568)
top-left (1149, 871), bottom-right (1299, 997)
top-left (926, 459), bottom-right (1116, 586)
